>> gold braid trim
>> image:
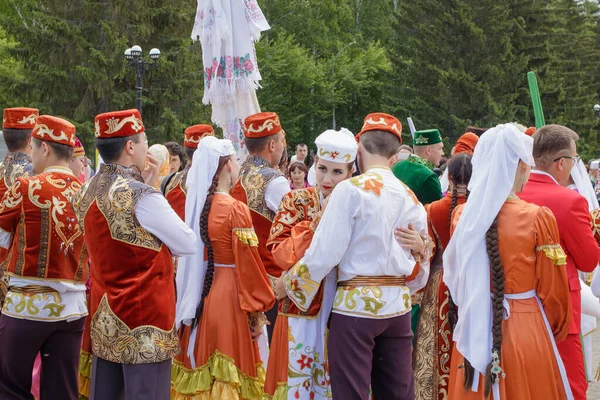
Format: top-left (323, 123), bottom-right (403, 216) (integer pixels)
top-left (78, 350), bottom-right (93, 398)
top-left (536, 244), bottom-right (567, 266)
top-left (233, 228), bottom-right (259, 247)
top-left (170, 351), bottom-right (265, 399)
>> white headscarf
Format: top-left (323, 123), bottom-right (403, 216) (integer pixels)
top-left (176, 136), bottom-right (236, 329)
top-left (443, 124), bottom-right (534, 375)
top-left (571, 159), bottom-right (599, 211)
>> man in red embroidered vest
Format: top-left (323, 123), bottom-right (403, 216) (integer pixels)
top-left (0, 115), bottom-right (88, 399)
top-left (519, 124), bottom-right (600, 399)
top-left (0, 107), bottom-right (38, 303)
top-left (230, 112), bottom-right (289, 339)
top-left (72, 109), bottom-right (196, 399)
top-left (165, 124), bottom-right (214, 220)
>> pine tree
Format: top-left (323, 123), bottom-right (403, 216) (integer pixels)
top-left (0, 0), bottom-right (210, 152)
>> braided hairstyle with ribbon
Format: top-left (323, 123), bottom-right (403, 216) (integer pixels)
top-left (192, 155), bottom-right (232, 328)
top-left (447, 153), bottom-right (473, 230)
top-left (447, 153), bottom-right (473, 331)
top-left (463, 217), bottom-right (505, 396)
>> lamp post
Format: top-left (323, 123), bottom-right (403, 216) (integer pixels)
top-left (331, 41), bottom-right (355, 130)
top-left (594, 104), bottom-right (600, 119)
top-left (124, 45), bottom-right (161, 116)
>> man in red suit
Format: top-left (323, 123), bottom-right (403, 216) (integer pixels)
top-left (519, 124), bottom-right (600, 399)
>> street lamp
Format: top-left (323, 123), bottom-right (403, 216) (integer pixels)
top-left (331, 41), bottom-right (356, 130)
top-left (124, 45), bottom-right (161, 115)
top-left (594, 104), bottom-right (600, 119)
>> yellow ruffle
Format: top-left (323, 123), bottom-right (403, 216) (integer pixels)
top-left (233, 228), bottom-right (259, 247)
top-left (536, 244), bottom-right (567, 266)
top-left (171, 350), bottom-right (265, 400)
top-left (78, 350), bottom-right (92, 399)
top-left (263, 383), bottom-right (288, 400)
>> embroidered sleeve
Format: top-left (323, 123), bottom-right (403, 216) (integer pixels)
top-left (284, 183), bottom-right (356, 311)
top-left (0, 179), bottom-right (25, 233)
top-left (267, 189), bottom-right (320, 272)
top-left (231, 201), bottom-right (275, 313)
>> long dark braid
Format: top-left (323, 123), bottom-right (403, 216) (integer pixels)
top-left (447, 153), bottom-right (473, 230)
top-left (463, 217), bottom-right (505, 397)
top-left (484, 217), bottom-right (504, 396)
top-left (192, 156), bottom-right (231, 329)
top-left (447, 153), bottom-right (473, 332)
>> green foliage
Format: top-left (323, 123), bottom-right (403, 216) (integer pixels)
top-left (1, 0), bottom-right (600, 160)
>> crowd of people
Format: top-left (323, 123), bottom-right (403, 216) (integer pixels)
top-left (0, 106), bottom-right (598, 400)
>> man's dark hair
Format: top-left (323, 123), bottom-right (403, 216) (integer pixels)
top-left (296, 143), bottom-right (308, 150)
top-left (245, 134), bottom-right (277, 154)
top-left (360, 130), bottom-right (401, 158)
top-left (184, 147), bottom-right (196, 162)
top-left (165, 141), bottom-right (186, 170)
top-left (3, 128), bottom-right (32, 152)
top-left (95, 133), bottom-right (143, 163)
top-left (32, 137), bottom-right (73, 161)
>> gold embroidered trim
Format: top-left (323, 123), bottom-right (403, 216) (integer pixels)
top-left (233, 228), bottom-right (259, 247)
top-left (91, 294), bottom-right (179, 364)
top-left (318, 148), bottom-right (352, 162)
top-left (72, 166), bottom-right (162, 251)
top-left (536, 244), bottom-right (567, 266)
top-left (350, 172), bottom-right (384, 196)
top-left (285, 262), bottom-right (320, 310)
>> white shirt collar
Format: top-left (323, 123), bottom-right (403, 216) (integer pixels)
top-left (530, 169), bottom-right (559, 185)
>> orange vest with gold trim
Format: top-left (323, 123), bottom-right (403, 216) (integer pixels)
top-left (72, 164), bottom-right (179, 364)
top-left (0, 168), bottom-right (87, 283)
top-left (230, 155), bottom-right (283, 277)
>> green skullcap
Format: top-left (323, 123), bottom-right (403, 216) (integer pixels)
top-left (413, 129), bottom-right (442, 146)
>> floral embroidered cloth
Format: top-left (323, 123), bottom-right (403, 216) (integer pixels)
top-left (192, 0), bottom-right (270, 161)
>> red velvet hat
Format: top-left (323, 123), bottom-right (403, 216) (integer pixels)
top-left (356, 112), bottom-right (402, 142)
top-left (524, 127), bottom-right (536, 137)
top-left (73, 136), bottom-right (85, 157)
top-left (3, 108), bottom-right (39, 129)
top-left (184, 124), bottom-right (214, 149)
top-left (31, 116), bottom-right (77, 147)
top-left (95, 109), bottom-right (144, 139)
top-left (244, 112), bottom-right (283, 138)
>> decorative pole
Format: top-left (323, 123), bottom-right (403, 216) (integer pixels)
top-left (124, 45), bottom-right (161, 116)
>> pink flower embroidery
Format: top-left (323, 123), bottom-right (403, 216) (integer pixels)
top-left (243, 58), bottom-right (254, 73)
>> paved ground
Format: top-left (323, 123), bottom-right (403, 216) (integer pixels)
top-left (588, 327), bottom-right (600, 399)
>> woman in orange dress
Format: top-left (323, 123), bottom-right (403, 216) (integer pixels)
top-left (443, 124), bottom-right (572, 400)
top-left (171, 137), bottom-right (275, 399)
top-left (411, 153), bottom-right (472, 400)
top-left (263, 128), bottom-right (358, 400)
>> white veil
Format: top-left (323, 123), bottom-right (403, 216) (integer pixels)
top-left (443, 124), bottom-right (534, 375)
top-left (176, 136), bottom-right (236, 330)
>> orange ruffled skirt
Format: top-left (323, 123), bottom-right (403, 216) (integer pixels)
top-left (448, 297), bottom-right (568, 400)
top-left (171, 268), bottom-right (265, 400)
top-left (264, 315), bottom-right (289, 399)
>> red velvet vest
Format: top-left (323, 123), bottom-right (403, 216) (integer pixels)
top-left (230, 155), bottom-right (283, 277)
top-left (72, 164), bottom-right (179, 364)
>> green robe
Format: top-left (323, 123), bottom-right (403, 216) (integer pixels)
top-left (392, 155), bottom-right (442, 205)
